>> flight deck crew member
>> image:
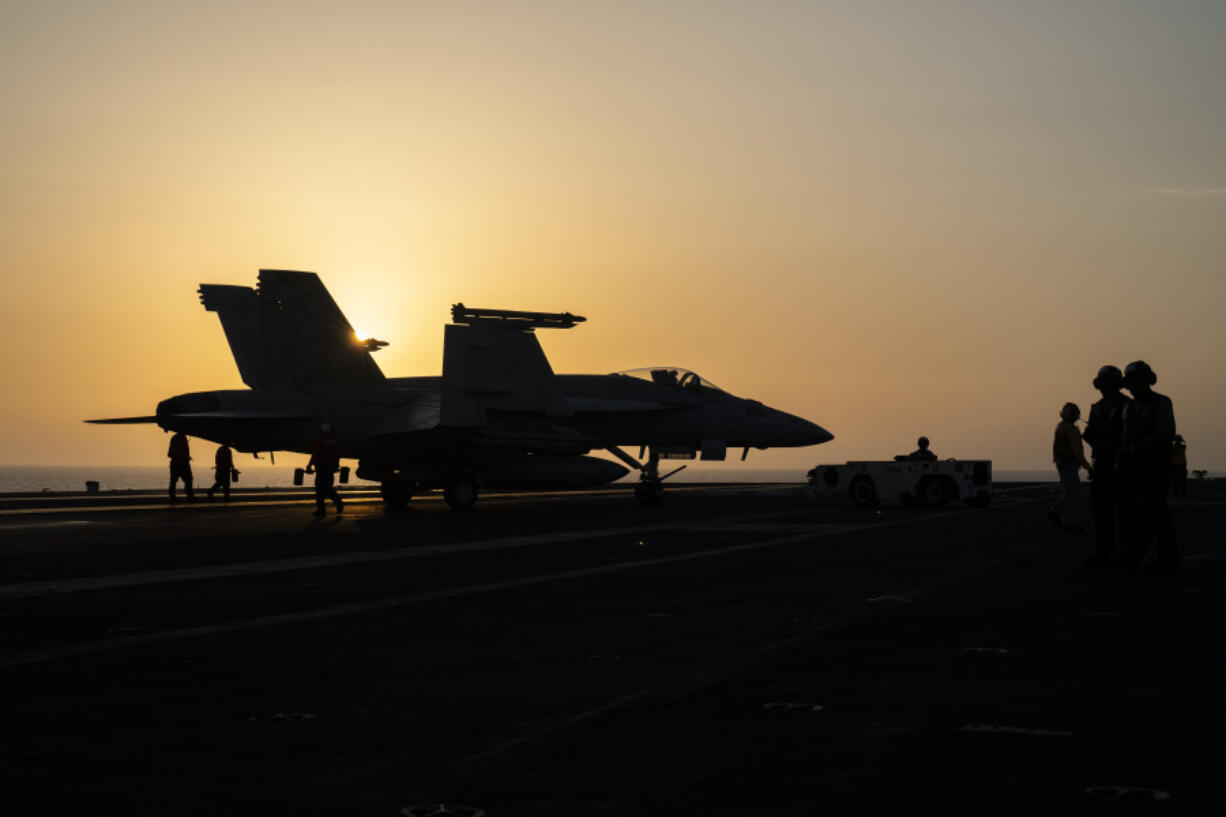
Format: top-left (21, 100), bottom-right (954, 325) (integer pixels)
top-left (1120, 361), bottom-right (1178, 573)
top-left (1171, 435), bottom-right (1188, 497)
top-left (207, 444), bottom-right (234, 500)
top-left (1082, 365), bottom-right (1130, 565)
top-left (908, 437), bottom-right (938, 462)
top-left (1047, 403), bottom-right (1092, 533)
top-left (167, 431), bottom-right (194, 502)
top-left (307, 424), bottom-right (344, 517)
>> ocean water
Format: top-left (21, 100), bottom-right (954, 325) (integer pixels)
top-left (0, 465), bottom-right (302, 493)
top-left (0, 464), bottom-right (1069, 493)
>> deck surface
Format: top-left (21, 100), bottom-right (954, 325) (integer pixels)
top-left (2, 482), bottom-right (1222, 816)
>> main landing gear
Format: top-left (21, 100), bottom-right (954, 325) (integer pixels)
top-left (380, 474), bottom-right (479, 511)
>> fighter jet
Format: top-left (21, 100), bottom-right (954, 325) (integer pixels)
top-left (89, 270), bottom-right (832, 510)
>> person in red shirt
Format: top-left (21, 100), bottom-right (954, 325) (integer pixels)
top-left (306, 423), bottom-right (344, 517)
top-left (167, 431), bottom-right (194, 502)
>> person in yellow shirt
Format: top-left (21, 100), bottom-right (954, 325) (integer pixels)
top-left (1046, 402), bottom-right (1092, 532)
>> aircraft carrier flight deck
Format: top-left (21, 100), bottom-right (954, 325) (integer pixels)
top-left (2, 483), bottom-right (1223, 816)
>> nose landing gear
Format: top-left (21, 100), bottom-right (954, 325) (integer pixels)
top-left (607, 446), bottom-right (687, 505)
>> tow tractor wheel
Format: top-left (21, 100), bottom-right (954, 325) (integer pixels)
top-left (849, 476), bottom-right (878, 508)
top-left (920, 476), bottom-right (953, 509)
top-left (444, 475), bottom-right (479, 512)
top-left (635, 482), bottom-right (663, 505)
top-left (381, 479), bottom-right (411, 509)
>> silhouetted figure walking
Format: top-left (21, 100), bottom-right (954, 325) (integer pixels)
top-left (167, 431), bottom-right (194, 502)
top-left (307, 423), bottom-right (344, 517)
top-left (907, 436), bottom-right (937, 462)
top-left (1171, 435), bottom-right (1188, 497)
top-left (1120, 361), bottom-right (1178, 573)
top-left (207, 444), bottom-right (234, 500)
top-left (1082, 365), bottom-right (1130, 565)
top-left (1047, 403), bottom-right (1091, 533)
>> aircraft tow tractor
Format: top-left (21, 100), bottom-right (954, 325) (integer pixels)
top-left (807, 459), bottom-right (992, 509)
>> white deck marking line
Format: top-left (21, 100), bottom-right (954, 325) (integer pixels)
top-left (0, 487), bottom-right (639, 516)
top-left (0, 521), bottom-right (97, 530)
top-left (0, 519), bottom-right (775, 600)
top-left (2, 494), bottom-right (1044, 601)
top-left (439, 690), bottom-right (654, 772)
top-left (0, 528), bottom-right (874, 668)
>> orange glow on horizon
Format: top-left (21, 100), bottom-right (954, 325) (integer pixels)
top-left (2, 2), bottom-right (1224, 471)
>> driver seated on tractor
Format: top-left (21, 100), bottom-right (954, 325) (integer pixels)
top-left (899, 436), bottom-right (938, 462)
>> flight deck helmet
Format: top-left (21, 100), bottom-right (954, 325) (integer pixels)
top-left (1092, 365), bottom-right (1124, 390)
top-left (1060, 403), bottom-right (1080, 422)
top-left (917, 436), bottom-right (930, 449)
top-left (1123, 360), bottom-right (1158, 388)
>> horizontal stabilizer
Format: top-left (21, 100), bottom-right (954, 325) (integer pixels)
top-left (84, 416), bottom-right (158, 424)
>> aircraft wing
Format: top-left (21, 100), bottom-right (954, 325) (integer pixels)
top-left (368, 400), bottom-right (442, 436)
top-left (168, 411), bottom-right (319, 420)
top-left (84, 416), bottom-right (158, 424)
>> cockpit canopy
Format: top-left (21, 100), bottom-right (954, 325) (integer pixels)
top-left (613, 367), bottom-right (724, 393)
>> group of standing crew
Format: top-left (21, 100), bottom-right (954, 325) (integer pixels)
top-left (166, 425), bottom-right (342, 516)
top-left (1049, 360), bottom-right (1180, 574)
top-left (166, 433), bottom-right (236, 501)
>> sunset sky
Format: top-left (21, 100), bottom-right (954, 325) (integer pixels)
top-left (2, 0), bottom-right (1224, 472)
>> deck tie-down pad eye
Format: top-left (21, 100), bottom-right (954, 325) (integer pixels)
top-left (764, 702), bottom-right (823, 713)
top-left (402, 805), bottom-right (486, 817)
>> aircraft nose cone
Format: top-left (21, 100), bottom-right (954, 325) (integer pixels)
top-left (798, 418), bottom-right (834, 446)
top-left (809, 422), bottom-right (834, 445)
top-left (763, 407), bottom-right (833, 447)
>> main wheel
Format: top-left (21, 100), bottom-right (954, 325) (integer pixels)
top-left (444, 475), bottom-right (479, 512)
top-left (380, 479), bottom-right (411, 509)
top-left (919, 476), bottom-right (952, 509)
top-left (849, 476), bottom-right (878, 508)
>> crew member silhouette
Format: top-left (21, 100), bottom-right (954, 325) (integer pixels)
top-left (1120, 361), bottom-right (1178, 573)
top-left (1171, 435), bottom-right (1188, 497)
top-left (167, 431), bottom-right (194, 502)
top-left (1047, 403), bottom-right (1091, 533)
top-left (1082, 365), bottom-right (1130, 565)
top-left (307, 423), bottom-right (344, 517)
top-left (207, 444), bottom-right (234, 500)
top-left (908, 437), bottom-right (937, 462)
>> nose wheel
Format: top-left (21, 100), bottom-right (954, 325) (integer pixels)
top-left (635, 480), bottom-right (663, 505)
top-left (444, 474), bottom-right (479, 512)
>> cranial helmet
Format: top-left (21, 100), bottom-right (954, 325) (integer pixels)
top-left (1092, 365), bottom-right (1124, 390)
top-left (1124, 360), bottom-right (1157, 387)
top-left (917, 436), bottom-right (930, 448)
top-left (1061, 402), bottom-right (1080, 422)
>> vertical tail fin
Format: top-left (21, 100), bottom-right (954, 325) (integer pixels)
top-left (441, 307), bottom-right (576, 427)
top-left (199, 270), bottom-right (386, 391)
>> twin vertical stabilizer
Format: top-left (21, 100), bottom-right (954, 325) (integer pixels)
top-left (199, 270), bottom-right (386, 391)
